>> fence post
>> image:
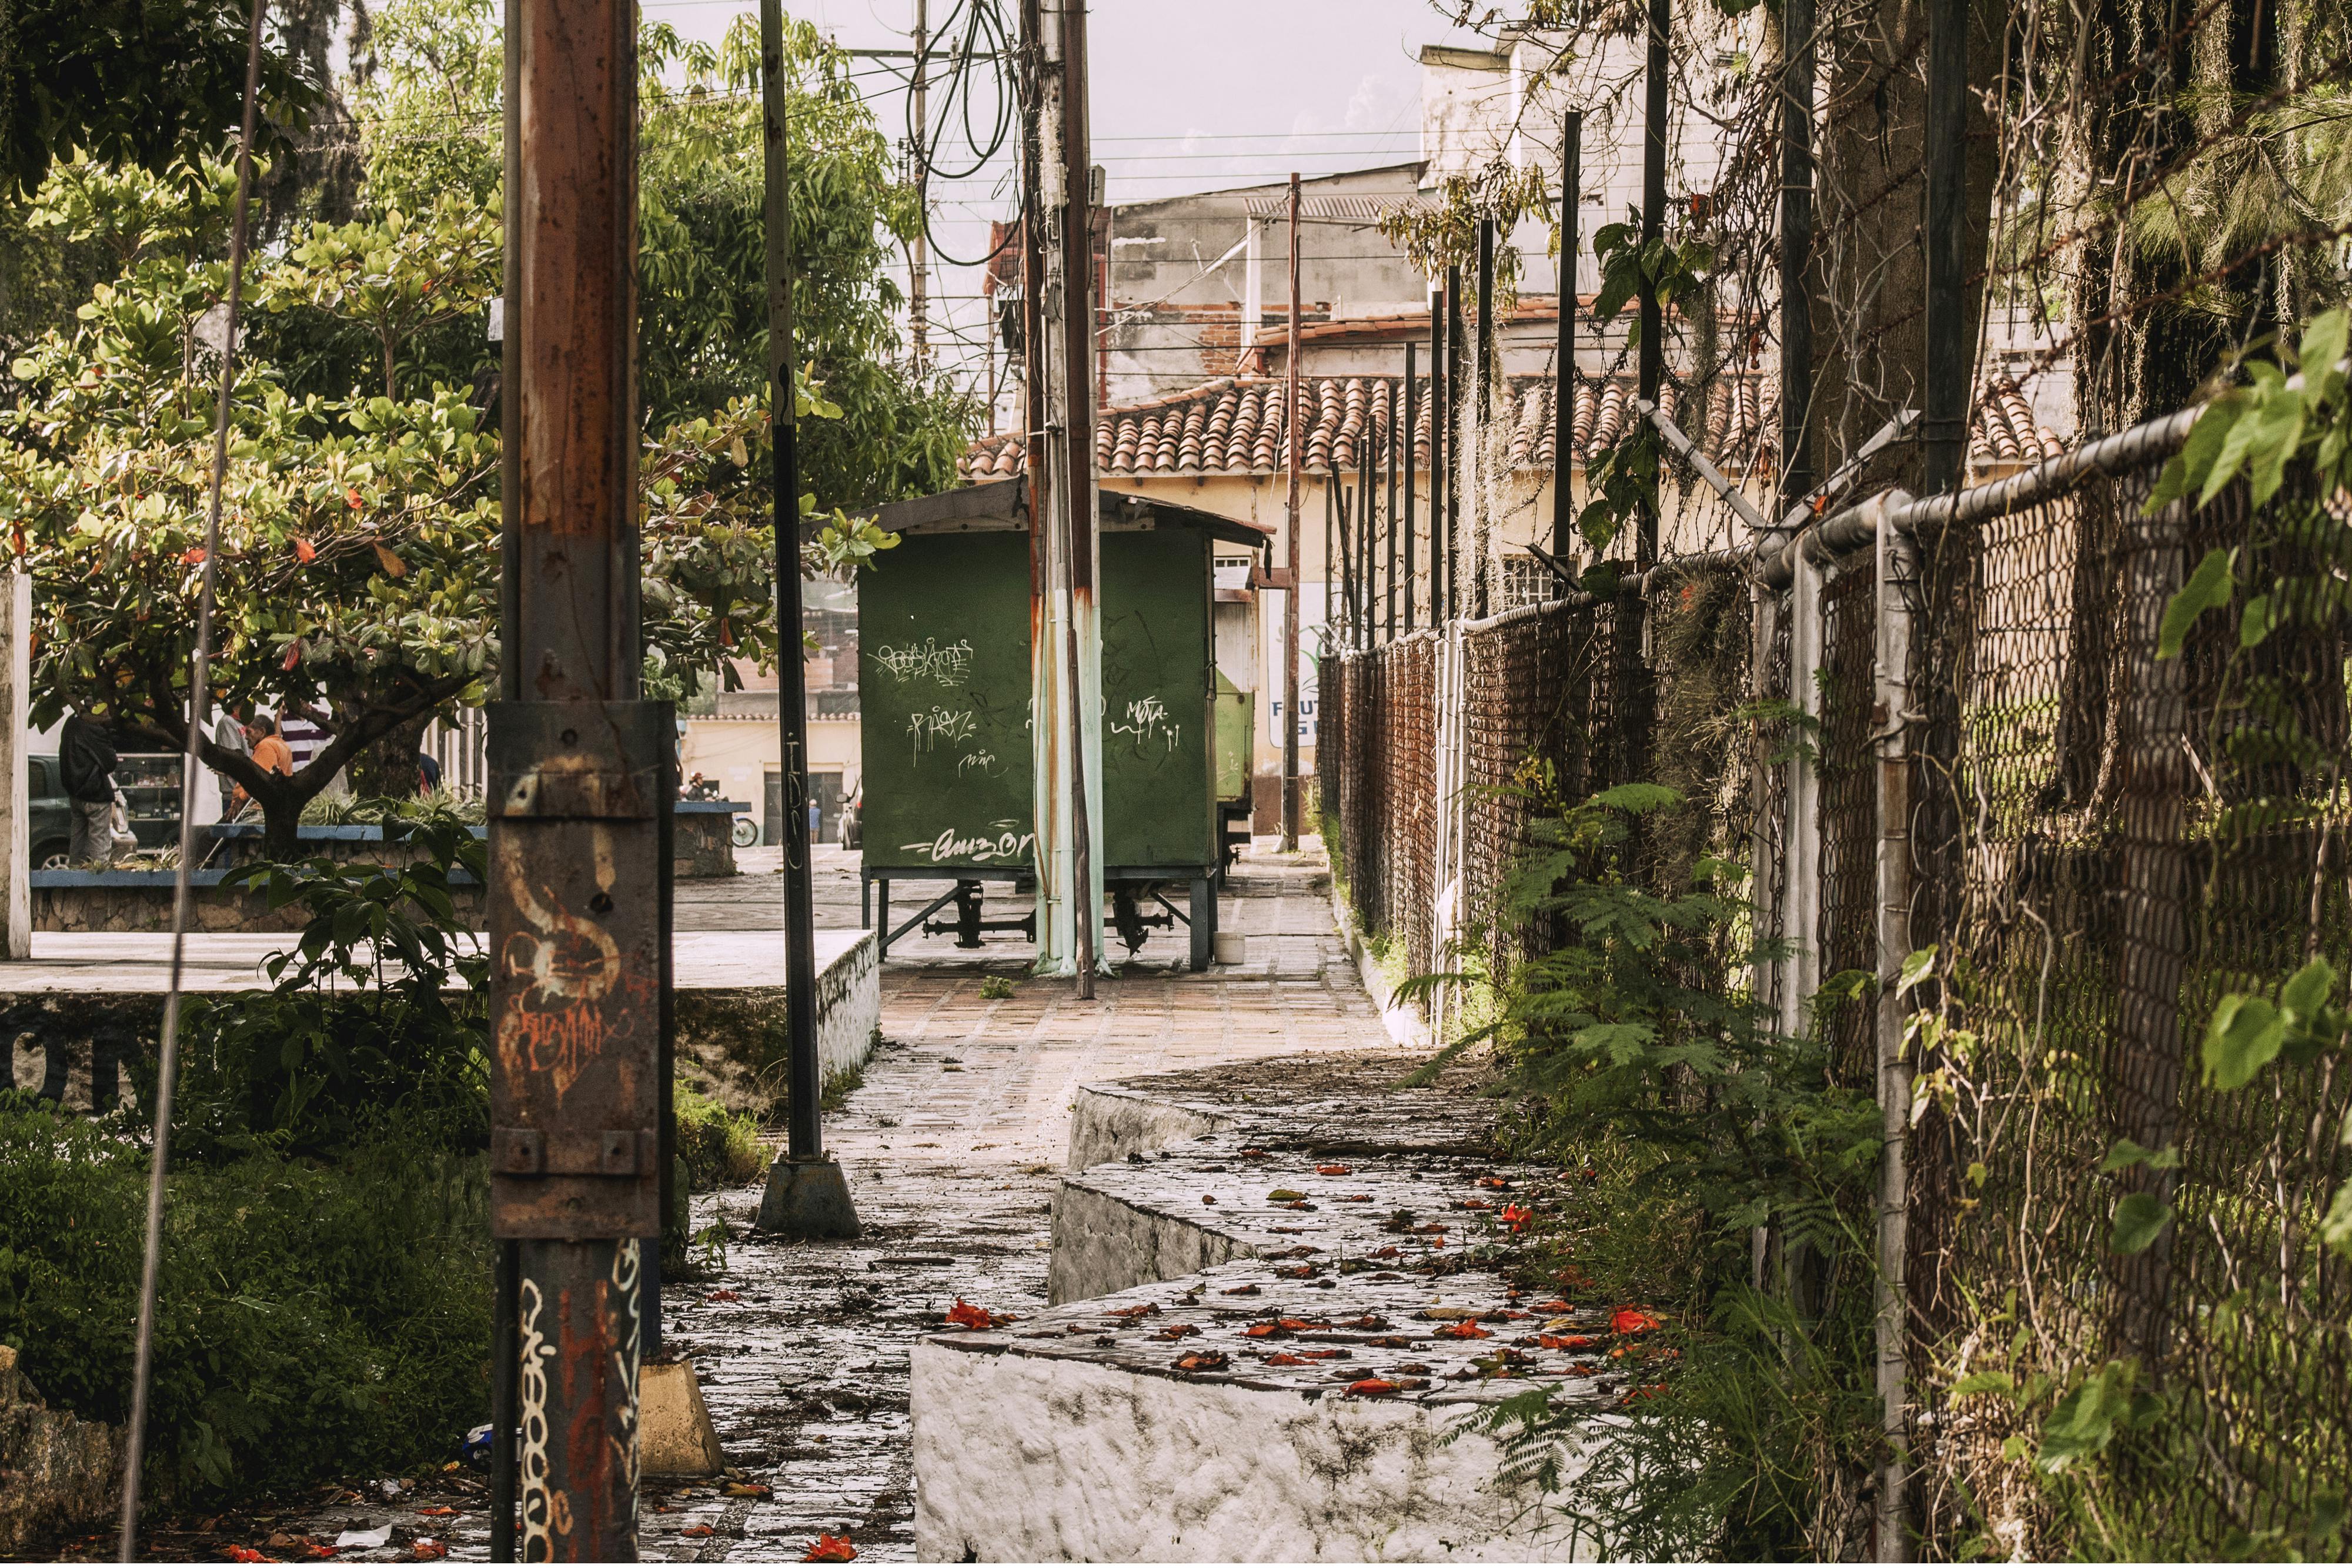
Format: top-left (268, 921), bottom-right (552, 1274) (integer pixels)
top-left (1781, 537), bottom-right (1825, 1043)
top-left (1875, 497), bottom-right (1918, 1560)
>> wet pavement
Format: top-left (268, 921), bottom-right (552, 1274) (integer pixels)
top-left (111, 838), bottom-right (1404, 1563)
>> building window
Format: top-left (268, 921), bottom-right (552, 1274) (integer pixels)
top-left (1500, 554), bottom-right (1559, 611)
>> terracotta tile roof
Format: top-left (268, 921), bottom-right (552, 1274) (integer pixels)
top-left (958, 373), bottom-right (1775, 483)
top-left (1970, 375), bottom-right (2068, 464)
top-left (958, 372), bottom-right (2066, 483)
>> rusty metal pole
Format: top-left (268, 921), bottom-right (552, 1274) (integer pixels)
top-left (1280, 172), bottom-right (1302, 850)
top-left (489, 0), bottom-right (662, 1555)
top-left (756, 0), bottom-right (862, 1235)
top-left (1402, 341), bottom-right (1417, 630)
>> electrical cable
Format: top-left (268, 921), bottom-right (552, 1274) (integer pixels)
top-left (116, 0), bottom-right (266, 1559)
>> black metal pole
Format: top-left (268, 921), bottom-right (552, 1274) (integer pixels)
top-left (1555, 111), bottom-right (1582, 564)
top-left (1922, 0), bottom-right (1967, 495)
top-left (1474, 217), bottom-right (1495, 618)
top-left (1402, 341), bottom-right (1418, 631)
top-left (1445, 264), bottom-right (1464, 621)
top-left (1428, 289), bottom-right (1444, 629)
top-left (1324, 463), bottom-right (1335, 652)
top-left (756, 0), bottom-right (858, 1236)
top-left (1385, 377), bottom-right (1398, 640)
top-left (1779, 0), bottom-right (1815, 520)
top-left (1638, 0), bottom-right (1668, 567)
top-left (1364, 392), bottom-right (1374, 648)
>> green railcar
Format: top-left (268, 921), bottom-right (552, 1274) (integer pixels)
top-left (858, 479), bottom-right (1268, 969)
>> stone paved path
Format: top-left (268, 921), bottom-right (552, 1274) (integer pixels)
top-left (193, 838), bottom-right (1401, 1564)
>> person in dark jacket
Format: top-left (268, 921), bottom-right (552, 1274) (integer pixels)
top-left (59, 710), bottom-right (119, 865)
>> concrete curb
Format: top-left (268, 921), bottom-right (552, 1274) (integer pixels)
top-left (1326, 877), bottom-right (1433, 1052)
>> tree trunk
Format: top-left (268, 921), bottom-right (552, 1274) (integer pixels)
top-left (349, 710), bottom-right (434, 799)
top-left (260, 786), bottom-right (303, 862)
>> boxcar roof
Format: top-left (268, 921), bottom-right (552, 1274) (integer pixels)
top-left (867, 476), bottom-right (1272, 552)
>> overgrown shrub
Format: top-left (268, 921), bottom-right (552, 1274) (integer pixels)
top-left (158, 805), bottom-right (491, 1161)
top-left (0, 1094), bottom-right (490, 1502)
top-left (1415, 782), bottom-right (1885, 1557)
top-left (675, 1084), bottom-right (765, 1192)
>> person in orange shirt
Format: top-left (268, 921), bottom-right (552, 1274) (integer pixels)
top-left (230, 710), bottom-right (293, 817)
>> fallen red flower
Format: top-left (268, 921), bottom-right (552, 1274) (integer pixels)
top-left (1264, 1352), bottom-right (1307, 1366)
top-left (1538, 1333), bottom-right (1595, 1351)
top-left (803, 1533), bottom-right (858, 1562)
top-left (415, 1506), bottom-right (455, 1518)
top-left (945, 1298), bottom-right (1003, 1330)
top-left (704, 1289), bottom-right (741, 1304)
top-left (681, 1526), bottom-right (716, 1539)
top-left (1107, 1301), bottom-right (1162, 1317)
top-left (1476, 1176), bottom-right (1511, 1189)
top-left (413, 1540), bottom-right (449, 1561)
top-left (1438, 1320), bottom-right (1492, 1339)
top-left (1315, 1164), bottom-right (1352, 1175)
top-left (1174, 1350), bottom-right (1230, 1372)
top-left (1347, 1378), bottom-right (1400, 1397)
top-left (1499, 1203), bottom-right (1535, 1232)
top-left (1155, 1323), bottom-right (1200, 1340)
top-left (228, 1550), bottom-right (267, 1564)
top-left (1611, 1308), bottom-right (1662, 1336)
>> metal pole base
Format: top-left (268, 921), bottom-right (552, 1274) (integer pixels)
top-left (755, 1155), bottom-right (862, 1238)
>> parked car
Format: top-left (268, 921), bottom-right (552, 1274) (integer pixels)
top-left (27, 751), bottom-right (182, 867)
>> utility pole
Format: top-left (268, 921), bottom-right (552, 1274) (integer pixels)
top-left (910, 0), bottom-right (930, 370)
top-left (1402, 340), bottom-right (1417, 630)
top-left (488, 0), bottom-right (662, 1555)
top-left (1556, 111), bottom-right (1582, 564)
top-left (1280, 172), bottom-right (1302, 851)
top-left (1638, 0), bottom-right (1668, 567)
top-left (756, 0), bottom-right (860, 1237)
top-left (1027, 0), bottom-right (1102, 985)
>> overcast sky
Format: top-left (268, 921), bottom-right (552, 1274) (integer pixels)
top-left (644, 0), bottom-right (1485, 399)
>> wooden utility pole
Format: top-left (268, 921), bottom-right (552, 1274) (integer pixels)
top-left (1279, 172), bottom-right (1301, 851)
top-left (488, 0), bottom-right (664, 1554)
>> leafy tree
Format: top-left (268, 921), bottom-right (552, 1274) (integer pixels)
top-left (0, 0), bottom-right (316, 197)
top-left (348, 0), bottom-right (973, 510)
top-left (1, 164), bottom-right (889, 859)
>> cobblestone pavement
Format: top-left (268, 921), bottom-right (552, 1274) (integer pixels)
top-left (163, 838), bottom-right (1401, 1564)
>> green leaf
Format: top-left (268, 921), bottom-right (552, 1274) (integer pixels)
top-left (1896, 946), bottom-right (1937, 995)
top-left (2203, 994), bottom-right (2287, 1089)
top-left (1952, 1370), bottom-right (2016, 1397)
top-left (1589, 782), bottom-right (1681, 815)
top-left (2037, 1360), bottom-right (2139, 1472)
top-left (2100, 1138), bottom-right (2181, 1173)
top-left (2298, 307), bottom-right (2347, 395)
top-left (2110, 1191), bottom-right (2173, 1253)
top-left (2280, 958), bottom-right (2334, 1022)
top-left (2159, 548), bottom-right (2236, 659)
top-left (2320, 1180), bottom-right (2352, 1261)
top-left (2239, 593), bottom-right (2277, 648)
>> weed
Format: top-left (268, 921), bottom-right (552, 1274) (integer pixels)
top-left (978, 975), bottom-right (1016, 1001)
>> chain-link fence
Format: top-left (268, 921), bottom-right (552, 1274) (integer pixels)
top-left (1319, 400), bottom-right (2352, 1557)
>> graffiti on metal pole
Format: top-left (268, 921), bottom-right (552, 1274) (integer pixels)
top-left (518, 1276), bottom-right (558, 1556)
